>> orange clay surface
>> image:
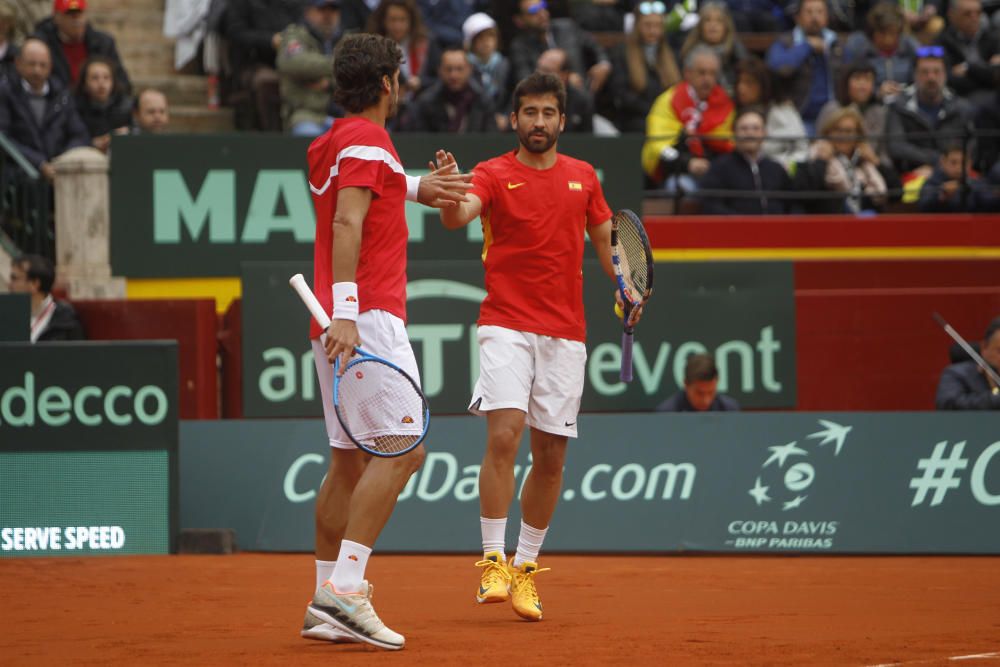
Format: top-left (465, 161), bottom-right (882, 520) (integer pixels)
top-left (3, 554), bottom-right (1000, 666)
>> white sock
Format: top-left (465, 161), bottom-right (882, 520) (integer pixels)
top-left (512, 520), bottom-right (548, 568)
top-left (315, 559), bottom-right (336, 591)
top-left (481, 516), bottom-right (507, 557)
top-left (330, 540), bottom-right (371, 594)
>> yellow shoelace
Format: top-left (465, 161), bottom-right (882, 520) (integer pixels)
top-left (512, 566), bottom-right (551, 600)
top-left (475, 558), bottom-right (512, 588)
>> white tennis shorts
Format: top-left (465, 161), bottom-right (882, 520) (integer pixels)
top-left (312, 309), bottom-right (422, 449)
top-left (468, 325), bottom-right (587, 438)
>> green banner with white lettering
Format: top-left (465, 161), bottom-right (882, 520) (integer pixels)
top-left (241, 259), bottom-right (795, 414)
top-left (180, 413), bottom-right (1000, 553)
top-left (110, 134), bottom-right (641, 277)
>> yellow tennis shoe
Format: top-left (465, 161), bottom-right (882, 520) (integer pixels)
top-left (509, 560), bottom-right (550, 621)
top-left (475, 551), bottom-right (510, 603)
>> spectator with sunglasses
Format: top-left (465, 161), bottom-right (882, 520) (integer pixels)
top-left (508, 0), bottom-right (612, 96)
top-left (937, 0), bottom-right (1000, 108)
top-left (607, 1), bottom-right (681, 132)
top-left (885, 46), bottom-right (972, 176)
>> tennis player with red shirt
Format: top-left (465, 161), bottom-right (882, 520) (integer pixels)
top-left (301, 33), bottom-right (470, 650)
top-left (439, 72), bottom-right (623, 621)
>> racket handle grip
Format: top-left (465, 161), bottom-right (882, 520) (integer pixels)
top-left (289, 273), bottom-right (331, 329)
top-left (620, 330), bottom-right (634, 383)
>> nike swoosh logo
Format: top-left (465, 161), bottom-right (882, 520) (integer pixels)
top-left (507, 182), bottom-right (526, 190)
top-left (564, 421), bottom-right (576, 427)
top-left (479, 586), bottom-right (490, 595)
top-left (333, 598), bottom-right (357, 615)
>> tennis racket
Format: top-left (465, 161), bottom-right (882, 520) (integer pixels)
top-left (289, 273), bottom-right (429, 457)
top-left (611, 209), bottom-right (654, 383)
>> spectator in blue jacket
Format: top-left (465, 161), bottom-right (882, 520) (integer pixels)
top-left (656, 354), bottom-right (741, 412)
top-left (936, 316), bottom-right (1000, 410)
top-left (766, 0), bottom-right (842, 135)
top-left (842, 2), bottom-right (918, 101)
top-left (0, 38), bottom-right (89, 181)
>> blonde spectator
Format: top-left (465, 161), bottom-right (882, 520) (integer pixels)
top-left (608, 1), bottom-right (681, 132)
top-left (804, 106), bottom-right (888, 214)
top-left (679, 2), bottom-right (748, 96)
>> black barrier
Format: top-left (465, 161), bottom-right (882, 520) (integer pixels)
top-left (0, 342), bottom-right (180, 557)
top-left (0, 294), bottom-right (29, 341)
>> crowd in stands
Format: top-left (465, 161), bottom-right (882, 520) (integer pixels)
top-left (0, 0), bottom-right (169, 181)
top-left (1, 0), bottom-right (999, 209)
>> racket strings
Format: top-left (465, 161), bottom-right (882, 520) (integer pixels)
top-left (615, 215), bottom-right (651, 297)
top-left (336, 359), bottom-right (426, 455)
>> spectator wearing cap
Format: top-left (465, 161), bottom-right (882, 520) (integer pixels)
top-left (32, 0), bottom-right (130, 93)
top-left (404, 45), bottom-right (496, 131)
top-left (130, 88), bottom-right (169, 134)
top-left (656, 353), bottom-right (740, 412)
top-left (0, 1), bottom-right (16, 81)
top-left (766, 0), bottom-right (843, 136)
top-left (0, 37), bottom-right (89, 181)
top-left (885, 46), bottom-right (972, 176)
top-left (508, 0), bottom-right (612, 96)
top-left (223, 0), bottom-right (305, 131)
top-left (697, 107), bottom-right (795, 214)
top-left (8, 254), bottom-right (85, 342)
top-left (276, 0), bottom-right (345, 137)
top-left (463, 12), bottom-right (509, 129)
top-left (937, 0), bottom-right (1000, 109)
top-left (608, 2), bottom-right (680, 133)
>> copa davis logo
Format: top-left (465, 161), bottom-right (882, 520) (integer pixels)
top-left (726, 419), bottom-right (852, 551)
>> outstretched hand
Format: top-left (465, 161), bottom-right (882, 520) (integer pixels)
top-left (418, 150), bottom-right (472, 208)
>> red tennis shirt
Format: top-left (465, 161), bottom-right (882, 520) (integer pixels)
top-left (307, 117), bottom-right (409, 339)
top-left (469, 150), bottom-right (612, 342)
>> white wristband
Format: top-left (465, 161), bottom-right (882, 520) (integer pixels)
top-left (405, 174), bottom-right (420, 202)
top-left (332, 282), bottom-right (359, 321)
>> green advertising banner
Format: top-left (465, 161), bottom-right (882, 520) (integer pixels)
top-left (0, 342), bottom-right (179, 557)
top-left (181, 413), bottom-right (1000, 554)
top-left (110, 134), bottom-right (642, 277)
top-left (241, 260), bottom-right (795, 415)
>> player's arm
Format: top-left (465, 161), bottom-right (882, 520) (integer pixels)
top-left (439, 192), bottom-right (483, 230)
top-left (325, 186), bottom-right (371, 372)
top-left (587, 218), bottom-right (615, 280)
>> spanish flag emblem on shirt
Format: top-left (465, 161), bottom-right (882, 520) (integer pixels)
top-left (568, 181), bottom-right (582, 190)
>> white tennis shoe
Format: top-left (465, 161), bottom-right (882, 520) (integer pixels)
top-left (308, 580), bottom-right (405, 650)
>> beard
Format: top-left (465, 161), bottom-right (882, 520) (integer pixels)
top-left (517, 125), bottom-right (559, 154)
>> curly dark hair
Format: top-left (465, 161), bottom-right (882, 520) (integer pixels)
top-left (332, 33), bottom-right (403, 113)
top-left (511, 72), bottom-right (565, 115)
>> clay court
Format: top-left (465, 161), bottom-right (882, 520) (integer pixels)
top-left (3, 554), bottom-right (1000, 665)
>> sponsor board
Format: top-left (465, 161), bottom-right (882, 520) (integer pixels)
top-left (0, 343), bottom-right (179, 557)
top-left (241, 260), bottom-right (796, 415)
top-left (110, 134), bottom-right (641, 277)
top-left (181, 412), bottom-right (1000, 553)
